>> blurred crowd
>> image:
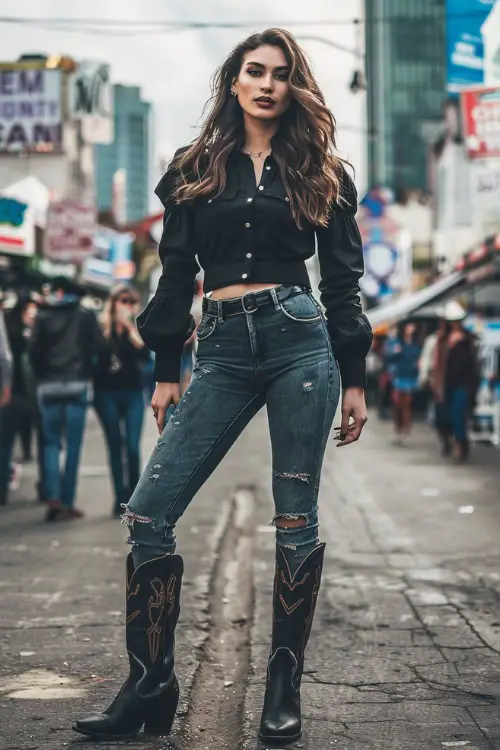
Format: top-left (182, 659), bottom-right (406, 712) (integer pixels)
top-left (2, 279), bottom-right (497, 520)
top-left (366, 301), bottom-right (498, 463)
top-left (0, 278), bottom-right (200, 519)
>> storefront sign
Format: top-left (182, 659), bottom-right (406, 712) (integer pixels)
top-left (0, 195), bottom-right (34, 256)
top-left (470, 159), bottom-right (500, 232)
top-left (462, 86), bottom-right (500, 158)
top-left (446, 0), bottom-right (496, 92)
top-left (358, 189), bottom-right (413, 302)
top-left (44, 200), bottom-right (96, 263)
top-left (80, 226), bottom-right (135, 287)
top-left (69, 60), bottom-right (114, 144)
top-left (31, 256), bottom-right (77, 279)
top-left (0, 67), bottom-right (62, 152)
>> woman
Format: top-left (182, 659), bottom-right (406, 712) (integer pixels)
top-left (74, 28), bottom-right (372, 745)
top-left (432, 301), bottom-right (479, 462)
top-left (94, 285), bottom-right (149, 516)
top-left (388, 323), bottom-right (421, 443)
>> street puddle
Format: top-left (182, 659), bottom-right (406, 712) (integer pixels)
top-left (0, 668), bottom-right (86, 699)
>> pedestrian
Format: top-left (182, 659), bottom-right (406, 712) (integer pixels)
top-left (74, 28), bottom-right (372, 745)
top-left (29, 277), bottom-right (106, 521)
top-left (0, 302), bottom-right (13, 505)
top-left (378, 326), bottom-right (397, 420)
top-left (93, 285), bottom-right (149, 517)
top-left (432, 301), bottom-right (480, 463)
top-left (3, 293), bottom-right (38, 461)
top-left (389, 323), bottom-right (421, 444)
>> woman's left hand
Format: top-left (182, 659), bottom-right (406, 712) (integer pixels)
top-left (335, 387), bottom-right (368, 447)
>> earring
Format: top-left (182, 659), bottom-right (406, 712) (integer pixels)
top-left (231, 89), bottom-right (237, 97)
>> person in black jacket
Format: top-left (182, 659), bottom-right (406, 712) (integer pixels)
top-left (1, 292), bottom-right (40, 500)
top-left (29, 278), bottom-right (106, 521)
top-left (93, 285), bottom-right (149, 517)
top-left (75, 29), bottom-right (372, 745)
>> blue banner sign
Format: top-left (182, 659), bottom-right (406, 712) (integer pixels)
top-left (446, 0), bottom-right (496, 92)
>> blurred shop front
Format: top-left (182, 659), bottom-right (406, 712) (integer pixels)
top-left (366, 234), bottom-right (500, 444)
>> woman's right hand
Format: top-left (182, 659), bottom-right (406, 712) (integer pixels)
top-left (151, 382), bottom-right (181, 434)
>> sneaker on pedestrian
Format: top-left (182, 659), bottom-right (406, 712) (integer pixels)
top-left (8, 462), bottom-right (22, 491)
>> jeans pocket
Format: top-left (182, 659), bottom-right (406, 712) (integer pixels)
top-left (279, 293), bottom-right (322, 323)
top-left (196, 313), bottom-right (218, 341)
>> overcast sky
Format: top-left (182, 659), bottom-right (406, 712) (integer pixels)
top-left (0, 0), bottom-right (367, 200)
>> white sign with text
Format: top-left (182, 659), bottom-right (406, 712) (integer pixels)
top-left (0, 68), bottom-right (62, 152)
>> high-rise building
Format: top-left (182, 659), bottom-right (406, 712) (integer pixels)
top-left (365, 0), bottom-right (446, 192)
top-left (95, 84), bottom-right (152, 222)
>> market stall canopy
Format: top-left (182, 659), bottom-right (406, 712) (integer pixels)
top-left (1, 177), bottom-right (51, 228)
top-left (366, 271), bottom-right (465, 328)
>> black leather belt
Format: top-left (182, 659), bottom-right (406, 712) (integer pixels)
top-left (202, 284), bottom-right (305, 319)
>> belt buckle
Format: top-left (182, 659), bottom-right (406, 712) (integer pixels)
top-left (242, 291), bottom-right (258, 314)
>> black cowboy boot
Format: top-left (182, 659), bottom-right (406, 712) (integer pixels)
top-left (259, 543), bottom-right (325, 745)
top-left (73, 553), bottom-right (183, 740)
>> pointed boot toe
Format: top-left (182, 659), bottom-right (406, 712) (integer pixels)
top-left (259, 648), bottom-right (301, 743)
top-left (73, 553), bottom-right (183, 740)
top-left (259, 544), bottom-right (325, 746)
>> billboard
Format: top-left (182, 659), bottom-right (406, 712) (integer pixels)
top-left (0, 195), bottom-right (34, 256)
top-left (69, 60), bottom-right (114, 144)
top-left (44, 200), bottom-right (96, 263)
top-left (0, 67), bottom-right (62, 152)
top-left (462, 85), bottom-right (500, 158)
top-left (446, 0), bottom-right (496, 92)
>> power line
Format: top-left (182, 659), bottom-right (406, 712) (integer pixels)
top-left (297, 35), bottom-right (360, 58)
top-left (0, 10), bottom-right (489, 34)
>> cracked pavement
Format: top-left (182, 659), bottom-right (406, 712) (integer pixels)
top-left (243, 417), bottom-right (500, 749)
top-left (2, 409), bottom-right (500, 749)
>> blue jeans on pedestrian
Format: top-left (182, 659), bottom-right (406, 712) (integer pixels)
top-left (40, 392), bottom-right (88, 507)
top-left (435, 387), bottom-right (470, 444)
top-left (94, 388), bottom-right (145, 510)
top-left (448, 387), bottom-right (470, 442)
top-left (123, 290), bottom-right (340, 572)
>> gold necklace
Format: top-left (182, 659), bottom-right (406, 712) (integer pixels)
top-left (242, 146), bottom-right (272, 159)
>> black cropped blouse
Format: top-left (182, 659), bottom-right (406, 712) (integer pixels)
top-left (137, 147), bottom-right (373, 387)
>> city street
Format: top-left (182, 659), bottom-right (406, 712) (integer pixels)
top-left (2, 409), bottom-right (500, 750)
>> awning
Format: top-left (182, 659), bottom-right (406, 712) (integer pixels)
top-left (366, 271), bottom-right (465, 328)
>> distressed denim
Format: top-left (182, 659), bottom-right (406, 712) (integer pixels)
top-left (123, 290), bottom-right (340, 570)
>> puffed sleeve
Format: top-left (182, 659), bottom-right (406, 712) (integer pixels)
top-left (136, 147), bottom-right (200, 383)
top-left (316, 168), bottom-right (373, 388)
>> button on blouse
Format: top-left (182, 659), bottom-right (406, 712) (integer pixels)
top-left (137, 146), bottom-right (373, 386)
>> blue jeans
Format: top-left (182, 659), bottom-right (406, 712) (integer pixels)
top-left (435, 387), bottom-right (470, 443)
top-left (123, 290), bottom-right (340, 570)
top-left (40, 392), bottom-right (88, 507)
top-left (448, 387), bottom-right (470, 443)
top-left (94, 389), bottom-right (145, 509)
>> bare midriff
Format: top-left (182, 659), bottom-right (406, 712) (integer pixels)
top-left (210, 282), bottom-right (279, 301)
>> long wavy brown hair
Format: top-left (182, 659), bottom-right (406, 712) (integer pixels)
top-left (172, 28), bottom-right (348, 228)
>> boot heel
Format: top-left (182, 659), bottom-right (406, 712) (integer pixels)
top-left (143, 674), bottom-right (180, 736)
